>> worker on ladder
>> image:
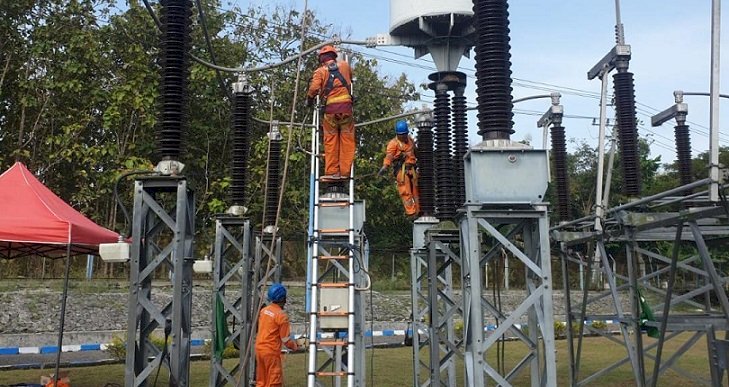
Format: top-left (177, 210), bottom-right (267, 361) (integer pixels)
top-left (379, 120), bottom-right (420, 219)
top-left (306, 45), bottom-right (355, 192)
top-left (255, 283), bottom-right (301, 387)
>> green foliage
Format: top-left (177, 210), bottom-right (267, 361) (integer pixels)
top-left (372, 277), bottom-right (411, 291)
top-left (553, 321), bottom-right (567, 338)
top-left (202, 340), bottom-right (239, 359)
top-left (104, 336), bottom-right (127, 361)
top-left (0, 0), bottom-right (418, 278)
top-left (454, 319), bottom-right (464, 338)
top-left (571, 322), bottom-right (581, 337)
top-left (104, 334), bottom-right (171, 361)
top-left (590, 320), bottom-right (607, 331)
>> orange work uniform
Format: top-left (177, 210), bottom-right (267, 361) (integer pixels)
top-left (255, 303), bottom-right (298, 387)
top-left (383, 135), bottom-right (420, 217)
top-left (307, 60), bottom-right (355, 177)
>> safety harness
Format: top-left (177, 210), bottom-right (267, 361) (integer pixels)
top-left (321, 61), bottom-right (351, 105)
top-left (391, 138), bottom-right (416, 177)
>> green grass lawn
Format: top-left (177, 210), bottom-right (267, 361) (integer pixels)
top-left (0, 334), bottom-right (710, 386)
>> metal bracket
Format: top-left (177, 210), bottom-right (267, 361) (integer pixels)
top-left (587, 44), bottom-right (631, 80)
top-left (537, 104), bottom-right (564, 128)
top-left (650, 103), bottom-right (688, 127)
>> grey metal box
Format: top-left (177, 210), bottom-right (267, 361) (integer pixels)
top-left (464, 148), bottom-right (549, 203)
top-left (319, 288), bottom-right (349, 330)
top-left (318, 199), bottom-right (365, 234)
top-left (412, 218), bottom-right (438, 250)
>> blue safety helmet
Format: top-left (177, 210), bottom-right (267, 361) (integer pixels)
top-left (268, 283), bottom-right (287, 302)
top-left (395, 120), bottom-right (409, 135)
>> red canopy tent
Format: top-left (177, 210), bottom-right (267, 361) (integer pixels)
top-left (0, 161), bottom-right (121, 383)
top-left (0, 161), bottom-right (120, 258)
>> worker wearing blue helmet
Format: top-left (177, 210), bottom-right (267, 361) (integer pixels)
top-left (379, 120), bottom-right (420, 219)
top-left (255, 283), bottom-right (300, 386)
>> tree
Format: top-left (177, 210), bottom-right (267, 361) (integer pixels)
top-left (0, 0), bottom-right (420, 277)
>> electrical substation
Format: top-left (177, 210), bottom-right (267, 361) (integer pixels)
top-left (92, 0), bottom-right (729, 386)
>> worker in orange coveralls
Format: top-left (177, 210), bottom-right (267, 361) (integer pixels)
top-left (379, 120), bottom-right (420, 219)
top-left (255, 283), bottom-right (299, 387)
top-left (307, 45), bottom-right (355, 181)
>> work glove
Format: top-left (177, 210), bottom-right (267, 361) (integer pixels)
top-left (306, 97), bottom-right (315, 108)
top-left (378, 166), bottom-right (387, 177)
top-left (295, 337), bottom-right (310, 348)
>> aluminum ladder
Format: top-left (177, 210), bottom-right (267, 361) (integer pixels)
top-left (306, 105), bottom-right (358, 387)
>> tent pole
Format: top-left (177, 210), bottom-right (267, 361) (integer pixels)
top-left (53, 244), bottom-right (72, 387)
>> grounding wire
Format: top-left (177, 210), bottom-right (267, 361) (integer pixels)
top-left (143, 0), bottom-right (367, 74)
top-left (154, 0), bottom-right (724, 145)
top-left (237, 1), bottom-right (311, 384)
top-left (194, 0), bottom-right (231, 100)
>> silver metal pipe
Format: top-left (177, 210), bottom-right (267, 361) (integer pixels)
top-left (681, 91), bottom-right (729, 99)
top-left (709, 0), bottom-right (722, 201)
top-left (605, 178), bottom-right (713, 215)
top-left (551, 178), bottom-right (714, 231)
top-left (614, 0), bottom-right (625, 44)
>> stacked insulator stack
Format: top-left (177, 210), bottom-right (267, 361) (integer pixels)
top-left (433, 87), bottom-right (455, 220)
top-left (416, 116), bottom-right (435, 216)
top-left (613, 71), bottom-right (641, 196)
top-left (230, 89), bottom-right (252, 206)
top-left (452, 86), bottom-right (468, 207)
top-left (674, 122), bottom-right (693, 188)
top-left (157, 0), bottom-right (192, 160)
top-left (473, 0), bottom-right (514, 141)
top-left (550, 125), bottom-right (570, 221)
top-left (263, 133), bottom-right (282, 227)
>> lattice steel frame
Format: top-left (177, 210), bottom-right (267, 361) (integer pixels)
top-left (209, 217), bottom-right (252, 386)
top-left (125, 176), bottom-right (195, 387)
top-left (410, 228), bottom-right (462, 387)
top-left (554, 181), bottom-right (729, 386)
top-left (460, 203), bottom-right (557, 387)
top-left (253, 232), bottom-right (283, 292)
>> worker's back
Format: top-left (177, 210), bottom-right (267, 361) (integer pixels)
top-left (310, 60), bottom-right (352, 107)
top-left (255, 303), bottom-right (290, 353)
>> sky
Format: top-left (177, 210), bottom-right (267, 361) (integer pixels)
top-left (232, 0), bottom-right (729, 166)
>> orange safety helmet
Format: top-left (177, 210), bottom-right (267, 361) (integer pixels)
top-left (318, 45), bottom-right (337, 58)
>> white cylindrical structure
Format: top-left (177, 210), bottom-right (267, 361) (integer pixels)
top-left (390, 0), bottom-right (473, 34)
top-left (388, 0), bottom-right (475, 72)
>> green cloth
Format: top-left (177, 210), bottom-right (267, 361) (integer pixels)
top-left (638, 288), bottom-right (660, 339)
top-left (214, 293), bottom-right (231, 359)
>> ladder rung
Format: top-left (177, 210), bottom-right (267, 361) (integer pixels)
top-left (316, 255), bottom-right (349, 260)
top-left (319, 176), bottom-right (351, 182)
top-left (318, 311), bottom-right (349, 316)
top-left (318, 201), bottom-right (350, 207)
top-left (316, 371), bottom-right (348, 377)
top-left (318, 228), bottom-right (350, 234)
top-left (318, 340), bottom-right (347, 346)
top-left (319, 282), bottom-right (350, 288)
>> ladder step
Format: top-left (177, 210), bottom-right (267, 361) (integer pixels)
top-left (319, 175), bottom-right (351, 182)
top-left (318, 340), bottom-right (347, 347)
top-left (318, 311), bottom-right (349, 316)
top-left (318, 201), bottom-right (350, 208)
top-left (316, 255), bottom-right (349, 260)
top-left (319, 282), bottom-right (350, 288)
top-left (318, 228), bottom-right (351, 234)
top-left (316, 371), bottom-right (348, 377)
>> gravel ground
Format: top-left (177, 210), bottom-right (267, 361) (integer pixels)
top-left (0, 282), bottom-right (628, 336)
top-left (0, 281), bottom-right (630, 369)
